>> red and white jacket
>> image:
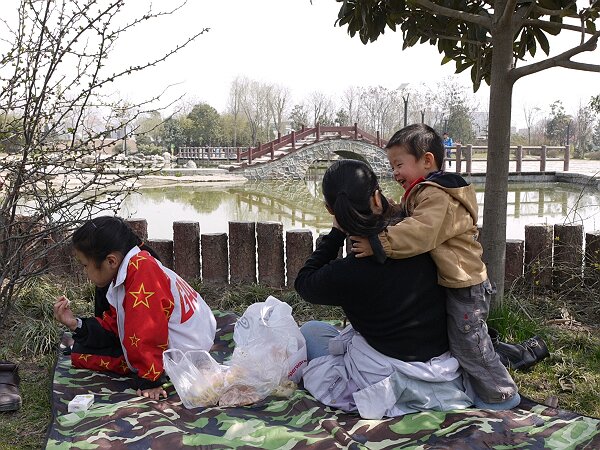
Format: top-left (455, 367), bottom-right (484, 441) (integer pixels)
top-left (99, 246), bottom-right (216, 383)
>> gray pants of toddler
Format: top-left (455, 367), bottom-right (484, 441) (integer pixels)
top-left (445, 280), bottom-right (518, 404)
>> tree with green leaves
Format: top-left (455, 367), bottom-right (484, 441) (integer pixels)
top-left (546, 100), bottom-right (571, 145)
top-left (591, 95), bottom-right (600, 114)
top-left (186, 103), bottom-right (222, 147)
top-left (135, 111), bottom-right (165, 154)
top-left (289, 104), bottom-right (309, 130)
top-left (333, 0), bottom-right (600, 302)
top-left (573, 104), bottom-right (596, 157)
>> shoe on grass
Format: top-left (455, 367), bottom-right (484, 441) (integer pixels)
top-left (488, 328), bottom-right (550, 371)
top-left (0, 361), bottom-right (22, 412)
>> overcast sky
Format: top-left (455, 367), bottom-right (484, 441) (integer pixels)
top-left (8, 0), bottom-right (600, 129)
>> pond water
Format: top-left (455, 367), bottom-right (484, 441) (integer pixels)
top-left (117, 177), bottom-right (600, 241)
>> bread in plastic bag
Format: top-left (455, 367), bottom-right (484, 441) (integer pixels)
top-left (163, 296), bottom-right (306, 408)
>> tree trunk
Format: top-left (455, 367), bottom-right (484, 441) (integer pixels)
top-left (481, 23), bottom-right (515, 307)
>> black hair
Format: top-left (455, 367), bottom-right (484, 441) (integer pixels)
top-left (385, 124), bottom-right (445, 170)
top-left (322, 160), bottom-right (390, 236)
top-left (72, 216), bottom-right (142, 268)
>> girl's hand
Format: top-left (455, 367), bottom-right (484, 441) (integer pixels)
top-left (349, 236), bottom-right (374, 258)
top-left (137, 386), bottom-right (168, 400)
top-left (53, 295), bottom-right (77, 330)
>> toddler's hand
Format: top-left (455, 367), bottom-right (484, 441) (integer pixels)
top-left (53, 295), bottom-right (77, 330)
top-left (349, 236), bottom-right (373, 258)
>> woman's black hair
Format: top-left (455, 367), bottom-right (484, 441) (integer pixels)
top-left (322, 159), bottom-right (390, 236)
top-left (72, 216), bottom-right (142, 267)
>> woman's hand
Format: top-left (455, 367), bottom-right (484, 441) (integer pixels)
top-left (349, 236), bottom-right (373, 258)
top-left (137, 386), bottom-right (168, 400)
top-left (332, 216), bottom-right (345, 233)
top-left (53, 295), bottom-right (78, 331)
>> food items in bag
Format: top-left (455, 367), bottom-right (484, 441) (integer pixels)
top-left (219, 384), bottom-right (262, 407)
top-left (164, 297), bottom-right (305, 408)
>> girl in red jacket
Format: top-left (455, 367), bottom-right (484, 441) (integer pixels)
top-left (54, 216), bottom-right (216, 400)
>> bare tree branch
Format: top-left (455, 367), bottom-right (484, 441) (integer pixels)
top-left (499, 0), bottom-right (519, 28)
top-left (533, 0), bottom-right (579, 18)
top-left (0, 0), bottom-right (207, 327)
top-left (412, 0), bottom-right (492, 28)
top-left (511, 31), bottom-right (600, 80)
top-left (522, 18), bottom-right (597, 34)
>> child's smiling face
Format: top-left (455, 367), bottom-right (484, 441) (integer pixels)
top-left (386, 144), bottom-right (434, 190)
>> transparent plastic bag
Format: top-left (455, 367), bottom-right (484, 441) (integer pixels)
top-left (233, 295), bottom-right (307, 383)
top-left (163, 296), bottom-right (306, 408)
top-left (163, 349), bottom-right (227, 408)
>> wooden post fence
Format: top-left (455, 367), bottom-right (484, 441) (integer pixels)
top-left (46, 219), bottom-right (600, 291)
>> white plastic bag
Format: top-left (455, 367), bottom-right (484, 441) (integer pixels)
top-left (163, 296), bottom-right (306, 408)
top-left (233, 295), bottom-right (307, 383)
top-left (163, 349), bottom-right (227, 409)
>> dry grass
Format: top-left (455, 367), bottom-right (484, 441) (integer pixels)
top-left (0, 276), bottom-right (598, 449)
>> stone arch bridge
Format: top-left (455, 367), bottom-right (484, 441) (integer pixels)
top-left (232, 139), bottom-right (391, 180)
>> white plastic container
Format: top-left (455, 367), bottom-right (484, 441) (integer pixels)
top-left (68, 394), bottom-right (94, 412)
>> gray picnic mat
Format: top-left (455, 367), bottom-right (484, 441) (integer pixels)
top-left (45, 311), bottom-right (600, 449)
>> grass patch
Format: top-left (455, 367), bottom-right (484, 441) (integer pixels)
top-left (1, 276), bottom-right (599, 449)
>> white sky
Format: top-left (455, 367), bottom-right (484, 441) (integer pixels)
top-left (7, 0), bottom-right (600, 129)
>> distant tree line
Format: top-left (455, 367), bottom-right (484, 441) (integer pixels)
top-left (133, 77), bottom-right (484, 154)
top-left (92, 77), bottom-right (600, 158)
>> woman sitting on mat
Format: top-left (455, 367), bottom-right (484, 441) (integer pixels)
top-left (295, 159), bottom-right (472, 419)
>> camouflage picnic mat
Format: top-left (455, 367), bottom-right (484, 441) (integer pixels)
top-left (46, 311), bottom-right (600, 449)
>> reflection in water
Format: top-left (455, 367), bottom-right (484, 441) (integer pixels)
top-left (118, 176), bottom-right (600, 241)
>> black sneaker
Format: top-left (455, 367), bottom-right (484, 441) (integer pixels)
top-left (489, 329), bottom-right (550, 371)
top-left (0, 362), bottom-right (22, 412)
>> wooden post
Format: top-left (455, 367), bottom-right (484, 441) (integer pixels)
top-left (564, 145), bottom-right (570, 171)
top-left (201, 233), bottom-right (228, 284)
top-left (354, 123), bottom-right (358, 140)
top-left (316, 123), bottom-right (321, 142)
top-left (465, 144), bottom-right (472, 174)
top-left (173, 221), bottom-right (200, 281)
top-left (248, 146), bottom-right (252, 164)
top-left (125, 218), bottom-right (148, 241)
top-left (377, 130), bottom-right (381, 147)
top-left (236, 147), bottom-right (240, 163)
top-left (553, 224), bottom-right (583, 288)
top-left (524, 224), bottom-right (553, 287)
top-left (585, 231), bottom-right (600, 285)
top-left (516, 145), bottom-right (522, 174)
top-left (540, 145), bottom-right (547, 172)
top-left (270, 141), bottom-right (274, 160)
top-left (455, 143), bottom-right (462, 173)
top-left (256, 222), bottom-right (284, 287)
top-left (147, 239), bottom-right (174, 270)
top-left (505, 239), bottom-right (524, 284)
top-left (291, 130), bottom-right (296, 150)
top-left (286, 229), bottom-right (313, 287)
top-left (229, 221), bottom-right (256, 284)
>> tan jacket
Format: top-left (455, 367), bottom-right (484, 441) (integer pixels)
top-left (379, 177), bottom-right (487, 288)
